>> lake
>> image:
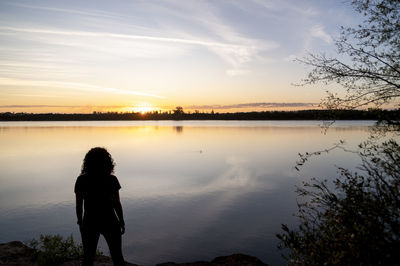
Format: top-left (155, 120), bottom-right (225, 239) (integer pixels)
top-left (0, 120), bottom-right (374, 265)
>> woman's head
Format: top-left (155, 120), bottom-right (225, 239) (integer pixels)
top-left (81, 147), bottom-right (115, 175)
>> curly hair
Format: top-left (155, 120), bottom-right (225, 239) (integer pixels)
top-left (81, 147), bottom-right (115, 175)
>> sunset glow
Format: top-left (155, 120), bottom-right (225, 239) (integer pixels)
top-left (127, 106), bottom-right (159, 114)
top-left (0, 0), bottom-right (356, 113)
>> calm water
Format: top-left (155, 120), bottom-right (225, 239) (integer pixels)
top-left (0, 121), bottom-right (374, 265)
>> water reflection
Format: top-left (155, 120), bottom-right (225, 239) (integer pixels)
top-left (0, 121), bottom-right (374, 265)
top-left (174, 126), bottom-right (183, 134)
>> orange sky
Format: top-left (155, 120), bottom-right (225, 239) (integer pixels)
top-left (0, 1), bottom-right (358, 113)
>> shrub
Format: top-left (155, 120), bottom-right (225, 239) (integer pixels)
top-left (277, 140), bottom-right (400, 265)
top-left (28, 234), bottom-right (83, 266)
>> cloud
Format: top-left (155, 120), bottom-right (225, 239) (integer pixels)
top-left (0, 26), bottom-right (236, 47)
top-left (1, 1), bottom-right (280, 75)
top-left (199, 156), bottom-right (257, 191)
top-left (310, 25), bottom-right (332, 44)
top-left (0, 26), bottom-right (276, 64)
top-left (0, 102), bottom-right (317, 111)
top-left (186, 102), bottom-right (316, 110)
top-left (0, 104), bottom-right (123, 108)
top-left (157, 1), bottom-right (278, 70)
top-left (250, 0), bottom-right (319, 17)
top-left (0, 77), bottom-right (165, 98)
top-left (8, 2), bottom-right (119, 19)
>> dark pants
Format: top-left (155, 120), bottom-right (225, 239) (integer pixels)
top-left (80, 225), bottom-right (125, 266)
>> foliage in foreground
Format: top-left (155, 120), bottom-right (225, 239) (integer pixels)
top-left (277, 140), bottom-right (400, 265)
top-left (27, 234), bottom-right (87, 266)
top-left (278, 0), bottom-right (400, 264)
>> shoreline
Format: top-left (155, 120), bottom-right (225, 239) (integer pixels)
top-left (0, 109), bottom-right (398, 121)
top-left (0, 241), bottom-right (268, 266)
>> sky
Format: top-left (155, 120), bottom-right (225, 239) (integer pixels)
top-left (0, 0), bottom-right (359, 113)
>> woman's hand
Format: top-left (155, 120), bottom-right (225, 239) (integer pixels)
top-left (75, 194), bottom-right (83, 231)
top-left (112, 191), bottom-right (125, 235)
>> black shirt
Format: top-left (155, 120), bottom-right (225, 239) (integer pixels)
top-left (74, 174), bottom-right (121, 228)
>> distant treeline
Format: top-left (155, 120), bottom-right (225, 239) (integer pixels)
top-left (1, 109), bottom-right (399, 121)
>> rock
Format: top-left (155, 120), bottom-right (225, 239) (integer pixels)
top-left (0, 241), bottom-right (35, 266)
top-left (155, 254), bottom-right (267, 266)
top-left (156, 261), bottom-right (209, 266)
top-left (59, 255), bottom-right (138, 266)
top-left (0, 241), bottom-right (267, 266)
top-left (0, 241), bottom-right (137, 266)
top-left (210, 254), bottom-right (267, 265)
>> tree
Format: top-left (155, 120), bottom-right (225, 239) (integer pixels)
top-left (299, 0), bottom-right (400, 111)
top-left (173, 106), bottom-right (184, 115)
top-left (278, 1), bottom-right (400, 264)
top-left (277, 140), bottom-right (400, 265)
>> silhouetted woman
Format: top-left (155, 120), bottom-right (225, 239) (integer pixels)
top-left (75, 147), bottom-right (125, 266)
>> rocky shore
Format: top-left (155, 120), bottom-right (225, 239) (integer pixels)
top-left (0, 241), bottom-right (267, 266)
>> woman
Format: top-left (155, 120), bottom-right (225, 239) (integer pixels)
top-left (75, 147), bottom-right (125, 266)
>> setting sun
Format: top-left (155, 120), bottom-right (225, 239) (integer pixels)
top-left (128, 106), bottom-right (158, 114)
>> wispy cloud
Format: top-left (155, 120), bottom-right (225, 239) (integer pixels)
top-left (0, 104), bottom-right (123, 108)
top-left (152, 1), bottom-right (279, 73)
top-left (250, 0), bottom-right (319, 17)
top-left (1, 0), bottom-right (280, 77)
top-left (0, 77), bottom-right (164, 98)
top-left (0, 0), bottom-right (347, 107)
top-left (0, 26), bottom-right (276, 70)
top-left (310, 25), bottom-right (332, 44)
top-left (288, 24), bottom-right (333, 60)
top-left (8, 2), bottom-right (119, 19)
top-left (0, 26), bottom-right (243, 47)
top-left (0, 102), bottom-right (317, 111)
top-left (186, 102), bottom-right (316, 110)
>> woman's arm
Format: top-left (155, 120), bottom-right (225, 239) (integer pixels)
top-left (112, 191), bottom-right (125, 234)
top-left (75, 194), bottom-right (83, 226)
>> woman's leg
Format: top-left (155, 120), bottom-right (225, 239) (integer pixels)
top-left (81, 227), bottom-right (100, 266)
top-left (103, 230), bottom-right (125, 266)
